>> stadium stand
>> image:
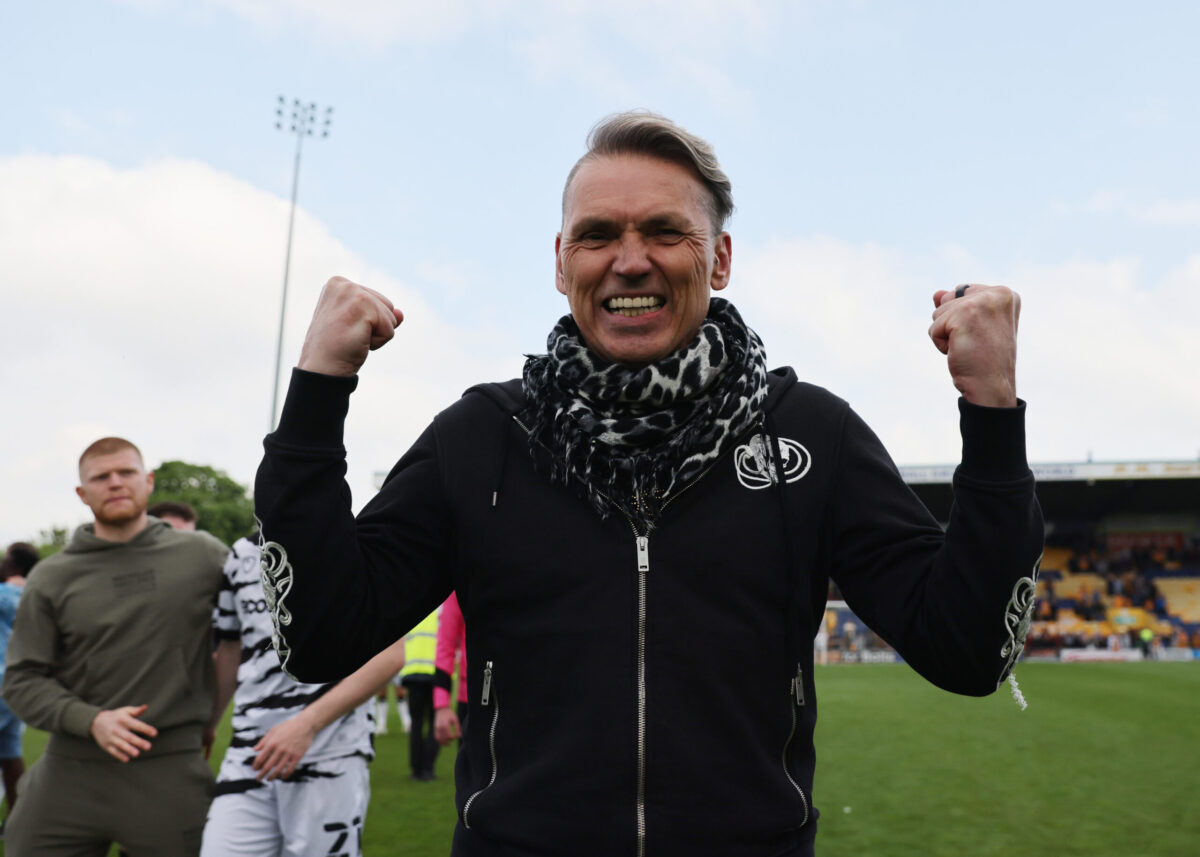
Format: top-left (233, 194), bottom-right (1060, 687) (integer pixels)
top-left (1157, 578), bottom-right (1200, 623)
top-left (902, 458), bottom-right (1200, 662)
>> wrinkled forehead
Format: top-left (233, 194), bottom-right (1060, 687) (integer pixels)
top-left (79, 448), bottom-right (145, 480)
top-left (562, 153), bottom-right (714, 228)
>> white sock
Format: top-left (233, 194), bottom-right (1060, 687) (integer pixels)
top-left (374, 698), bottom-right (389, 734)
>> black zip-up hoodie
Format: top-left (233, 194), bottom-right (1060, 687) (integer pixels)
top-left (256, 365), bottom-right (1043, 857)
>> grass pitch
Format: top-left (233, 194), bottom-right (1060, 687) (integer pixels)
top-left (811, 661), bottom-right (1198, 857)
top-left (6, 662), bottom-right (1197, 856)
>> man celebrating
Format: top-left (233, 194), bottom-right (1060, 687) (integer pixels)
top-left (254, 112), bottom-right (1043, 855)
top-left (3, 437), bottom-right (230, 856)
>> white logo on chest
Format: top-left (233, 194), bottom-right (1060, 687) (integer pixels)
top-left (734, 434), bottom-right (811, 490)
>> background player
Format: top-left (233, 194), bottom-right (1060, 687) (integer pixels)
top-left (202, 535), bottom-right (405, 857)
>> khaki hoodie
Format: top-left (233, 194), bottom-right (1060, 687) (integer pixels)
top-left (2, 518), bottom-right (229, 760)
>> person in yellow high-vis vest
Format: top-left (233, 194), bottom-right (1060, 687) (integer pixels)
top-left (399, 609), bottom-right (440, 781)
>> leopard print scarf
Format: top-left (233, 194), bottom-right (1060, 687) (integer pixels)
top-left (521, 297), bottom-right (769, 532)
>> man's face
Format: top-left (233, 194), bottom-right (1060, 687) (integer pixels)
top-left (76, 449), bottom-right (154, 527)
top-left (556, 154), bottom-right (731, 366)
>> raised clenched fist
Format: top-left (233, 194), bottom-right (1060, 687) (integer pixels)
top-left (297, 276), bottom-right (405, 377)
top-left (929, 283), bottom-right (1021, 408)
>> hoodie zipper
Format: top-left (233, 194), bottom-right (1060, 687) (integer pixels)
top-left (462, 661), bottom-right (498, 829)
top-left (634, 532), bottom-right (649, 856)
top-left (623, 464), bottom-right (717, 857)
top-left (782, 663), bottom-right (810, 827)
top-left (516, 413), bottom-right (781, 854)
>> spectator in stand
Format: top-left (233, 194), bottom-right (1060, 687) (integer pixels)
top-left (433, 592), bottom-right (468, 747)
top-left (148, 500), bottom-right (199, 532)
top-left (814, 612), bottom-right (829, 666)
top-left (1153, 591), bottom-right (1169, 619)
top-left (0, 543), bottom-right (37, 830)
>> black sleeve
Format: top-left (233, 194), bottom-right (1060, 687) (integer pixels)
top-left (254, 369), bottom-right (454, 683)
top-left (830, 399), bottom-right (1044, 696)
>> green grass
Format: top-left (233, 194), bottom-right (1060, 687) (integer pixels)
top-left (812, 662), bottom-right (1200, 857)
top-left (5, 663), bottom-right (1198, 856)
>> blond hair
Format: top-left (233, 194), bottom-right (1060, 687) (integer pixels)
top-left (563, 110), bottom-right (734, 233)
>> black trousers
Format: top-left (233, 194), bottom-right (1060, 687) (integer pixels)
top-left (402, 678), bottom-right (440, 777)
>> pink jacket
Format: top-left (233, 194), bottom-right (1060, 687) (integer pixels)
top-left (433, 591), bottom-right (467, 709)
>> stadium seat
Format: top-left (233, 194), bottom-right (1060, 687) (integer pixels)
top-left (1041, 546), bottom-right (1072, 572)
top-left (1156, 578), bottom-right (1200, 622)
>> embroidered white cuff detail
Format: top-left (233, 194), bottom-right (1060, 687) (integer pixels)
top-left (998, 553), bottom-right (1042, 708)
top-left (257, 519), bottom-right (298, 681)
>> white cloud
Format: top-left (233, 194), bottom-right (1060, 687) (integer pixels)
top-left (154, 0), bottom-right (780, 102)
top-left (733, 236), bottom-right (1200, 466)
top-left (52, 108), bottom-right (97, 137)
top-left (1051, 190), bottom-right (1200, 227)
top-left (1136, 199), bottom-right (1200, 227)
top-left (116, 0), bottom-right (490, 46)
top-left (1126, 98), bottom-right (1170, 130)
top-left (734, 236), bottom-right (965, 463)
top-left (202, 0), bottom-right (492, 47)
top-left (512, 0), bottom-right (776, 108)
top-left (1015, 255), bottom-right (1200, 461)
top-left (0, 154), bottom-right (521, 545)
top-left (6, 154), bottom-right (1194, 545)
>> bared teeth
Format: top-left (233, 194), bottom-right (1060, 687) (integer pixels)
top-left (605, 296), bottom-right (664, 316)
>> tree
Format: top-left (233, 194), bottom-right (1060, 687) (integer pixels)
top-left (150, 460), bottom-right (255, 546)
top-left (37, 527), bottom-right (69, 559)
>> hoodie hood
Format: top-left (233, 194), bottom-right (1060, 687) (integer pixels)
top-left (64, 517), bottom-right (171, 554)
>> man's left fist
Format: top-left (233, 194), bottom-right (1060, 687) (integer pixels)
top-left (929, 283), bottom-right (1021, 408)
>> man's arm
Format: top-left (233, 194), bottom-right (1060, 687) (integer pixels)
top-left (432, 593), bottom-right (464, 712)
top-left (251, 638), bottom-right (406, 781)
top-left (205, 638), bottom-right (240, 759)
top-left (433, 593), bottom-right (465, 745)
top-left (828, 401), bottom-right (1042, 695)
top-left (256, 277), bottom-right (452, 683)
top-left (2, 582), bottom-right (101, 737)
top-left (2, 582), bottom-right (160, 760)
top-left (829, 283), bottom-right (1041, 695)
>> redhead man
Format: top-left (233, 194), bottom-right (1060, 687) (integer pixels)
top-left (3, 437), bottom-right (231, 856)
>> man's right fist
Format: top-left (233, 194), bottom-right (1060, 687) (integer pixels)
top-left (297, 276), bottom-right (405, 377)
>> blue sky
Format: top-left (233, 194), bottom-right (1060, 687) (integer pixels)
top-left (3, 1), bottom-right (1198, 543)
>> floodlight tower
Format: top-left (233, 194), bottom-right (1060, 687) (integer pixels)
top-left (270, 96), bottom-right (334, 431)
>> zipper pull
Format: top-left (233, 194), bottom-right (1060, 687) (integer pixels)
top-left (636, 536), bottom-right (649, 573)
top-left (792, 663), bottom-right (805, 707)
top-left (481, 661), bottom-right (494, 707)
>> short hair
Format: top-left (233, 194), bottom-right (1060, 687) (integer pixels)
top-left (148, 501), bottom-right (197, 523)
top-left (562, 110), bottom-right (734, 233)
top-left (1, 542), bottom-right (39, 581)
top-left (78, 437), bottom-right (143, 471)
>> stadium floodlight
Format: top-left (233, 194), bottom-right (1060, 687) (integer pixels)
top-left (270, 96), bottom-right (335, 431)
